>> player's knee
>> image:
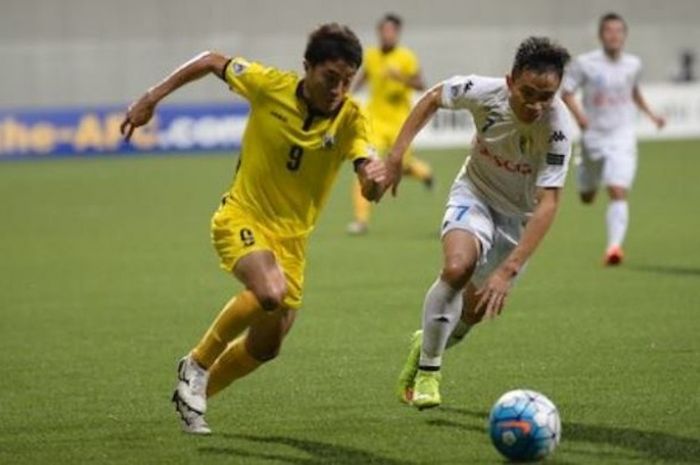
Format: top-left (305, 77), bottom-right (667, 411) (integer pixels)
top-left (441, 261), bottom-right (474, 289)
top-left (607, 186), bottom-right (626, 200)
top-left (254, 282), bottom-right (288, 312)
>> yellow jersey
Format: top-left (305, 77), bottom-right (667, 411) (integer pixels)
top-left (223, 57), bottom-right (372, 238)
top-left (364, 46), bottom-right (420, 125)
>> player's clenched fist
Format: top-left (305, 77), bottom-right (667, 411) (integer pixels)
top-left (358, 158), bottom-right (388, 202)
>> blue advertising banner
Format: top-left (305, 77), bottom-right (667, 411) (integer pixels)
top-left (0, 102), bottom-right (250, 160)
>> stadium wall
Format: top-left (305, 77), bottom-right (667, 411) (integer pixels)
top-left (1, 0), bottom-right (699, 108)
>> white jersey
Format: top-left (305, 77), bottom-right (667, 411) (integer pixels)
top-left (561, 49), bottom-right (642, 136)
top-left (441, 75), bottom-right (573, 218)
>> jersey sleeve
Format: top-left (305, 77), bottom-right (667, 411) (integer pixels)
top-left (440, 75), bottom-right (482, 112)
top-left (345, 107), bottom-right (376, 162)
top-left (561, 57), bottom-right (585, 94)
top-left (223, 57), bottom-right (276, 102)
top-left (536, 107), bottom-right (573, 188)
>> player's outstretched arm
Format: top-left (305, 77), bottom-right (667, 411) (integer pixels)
top-left (404, 70), bottom-right (426, 91)
top-left (120, 51), bottom-right (230, 140)
top-left (387, 68), bottom-right (426, 91)
top-left (385, 84), bottom-right (442, 195)
top-left (476, 187), bottom-right (562, 318)
top-left (632, 86), bottom-right (666, 129)
top-left (560, 92), bottom-right (589, 130)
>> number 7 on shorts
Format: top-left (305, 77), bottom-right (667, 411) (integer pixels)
top-left (454, 205), bottom-right (470, 221)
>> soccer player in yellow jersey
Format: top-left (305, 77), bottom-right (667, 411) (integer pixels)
top-left (347, 13), bottom-right (434, 235)
top-left (120, 24), bottom-right (386, 434)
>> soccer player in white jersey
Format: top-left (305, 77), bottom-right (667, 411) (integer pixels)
top-left (561, 13), bottom-right (666, 265)
top-left (386, 37), bottom-right (573, 409)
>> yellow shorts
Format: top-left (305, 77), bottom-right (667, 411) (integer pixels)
top-left (211, 197), bottom-right (307, 310)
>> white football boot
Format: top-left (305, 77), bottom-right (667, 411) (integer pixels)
top-left (172, 355), bottom-right (211, 434)
top-left (172, 390), bottom-right (212, 435)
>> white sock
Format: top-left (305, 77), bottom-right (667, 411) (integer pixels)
top-left (606, 200), bottom-right (629, 249)
top-left (419, 279), bottom-right (462, 369)
top-left (446, 320), bottom-right (472, 349)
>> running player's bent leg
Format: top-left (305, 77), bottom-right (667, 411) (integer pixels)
top-left (420, 230), bottom-right (479, 370)
top-left (191, 290), bottom-right (264, 369)
top-left (412, 230), bottom-right (479, 409)
top-left (191, 250), bottom-right (286, 370)
top-left (207, 308), bottom-right (296, 397)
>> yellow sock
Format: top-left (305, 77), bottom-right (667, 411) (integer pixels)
top-left (191, 291), bottom-right (263, 369)
top-left (404, 157), bottom-right (433, 182)
top-left (207, 337), bottom-right (263, 397)
top-left (352, 178), bottom-right (371, 223)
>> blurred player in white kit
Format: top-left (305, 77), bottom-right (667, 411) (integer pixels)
top-left (561, 12), bottom-right (666, 265)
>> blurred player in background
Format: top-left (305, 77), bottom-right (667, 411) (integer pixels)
top-left (389, 37), bottom-right (572, 409)
top-left (561, 12), bottom-right (666, 265)
top-left (121, 24), bottom-right (386, 434)
top-left (347, 13), bottom-right (433, 235)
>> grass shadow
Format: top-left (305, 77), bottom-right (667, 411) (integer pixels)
top-left (200, 433), bottom-right (414, 465)
top-left (627, 264), bottom-right (700, 277)
top-left (431, 407), bottom-right (700, 464)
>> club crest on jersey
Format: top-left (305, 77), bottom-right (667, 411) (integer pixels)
top-left (548, 131), bottom-right (567, 143)
top-left (322, 133), bottom-right (336, 149)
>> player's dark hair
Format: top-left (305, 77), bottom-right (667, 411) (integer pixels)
top-left (379, 13), bottom-right (402, 29)
top-left (511, 36), bottom-right (571, 79)
top-left (304, 23), bottom-right (363, 69)
top-left (599, 12), bottom-right (627, 35)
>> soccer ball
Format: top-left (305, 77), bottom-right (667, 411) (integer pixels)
top-left (488, 389), bottom-right (561, 462)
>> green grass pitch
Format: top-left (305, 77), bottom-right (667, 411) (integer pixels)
top-left (1, 140), bottom-right (698, 464)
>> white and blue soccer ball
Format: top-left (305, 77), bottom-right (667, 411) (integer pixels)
top-left (488, 389), bottom-right (561, 462)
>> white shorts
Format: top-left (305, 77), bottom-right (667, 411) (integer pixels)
top-left (577, 133), bottom-right (638, 191)
top-left (440, 178), bottom-right (525, 287)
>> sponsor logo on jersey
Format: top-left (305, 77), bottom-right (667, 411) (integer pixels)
top-left (546, 152), bottom-right (566, 166)
top-left (476, 137), bottom-right (533, 175)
